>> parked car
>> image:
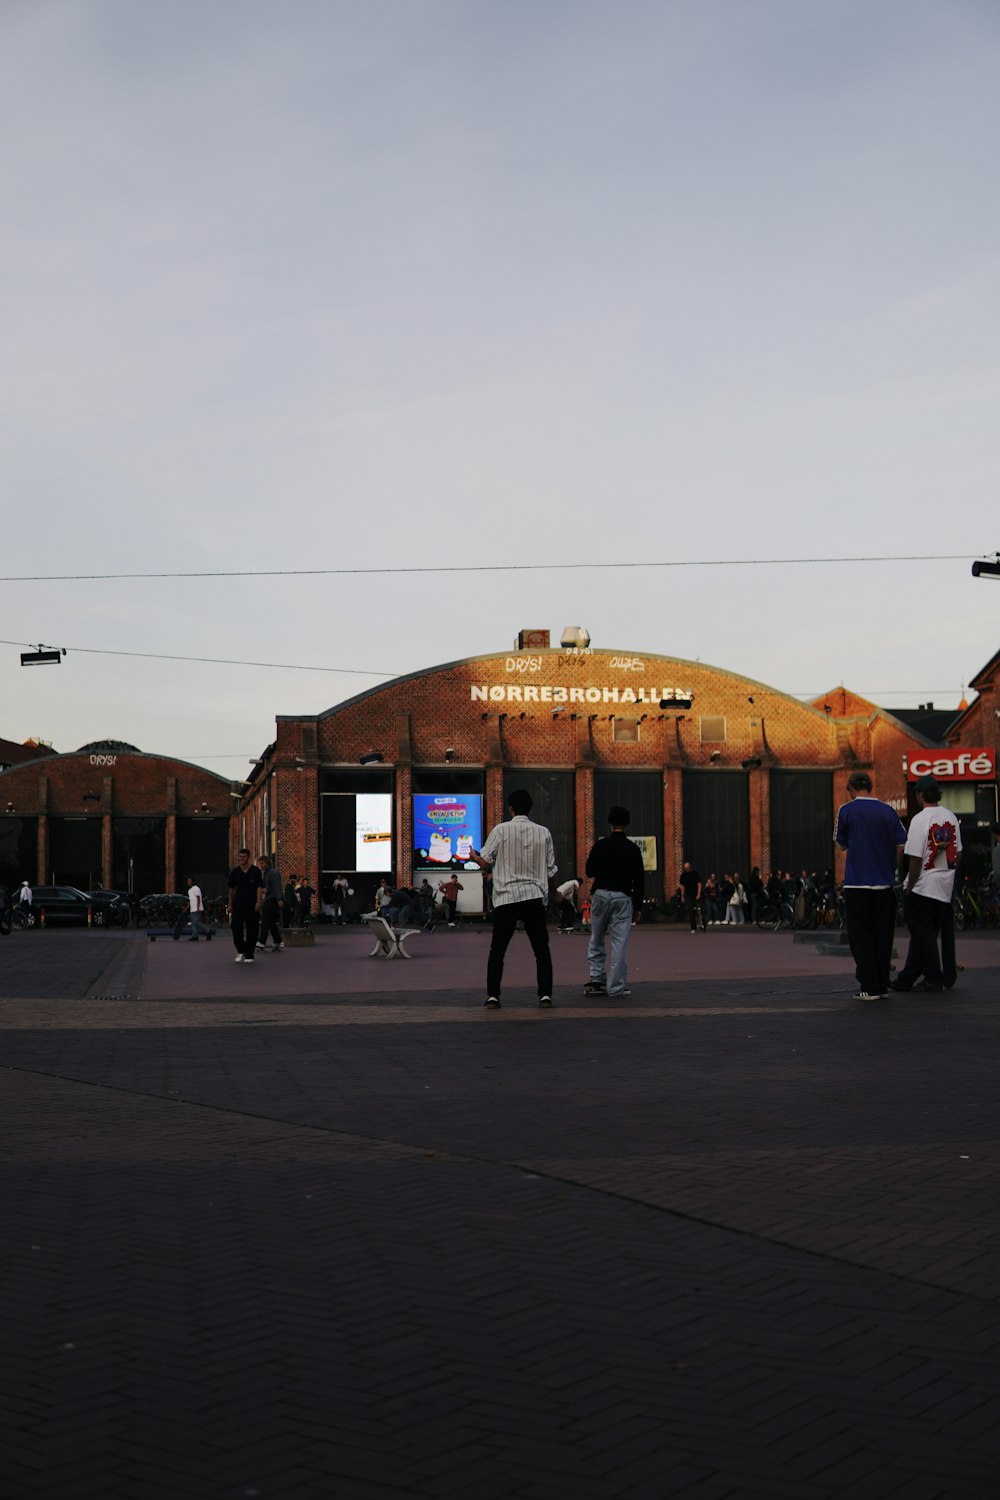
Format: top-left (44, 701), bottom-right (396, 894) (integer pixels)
top-left (29, 886), bottom-right (131, 927)
top-left (86, 890), bottom-right (133, 926)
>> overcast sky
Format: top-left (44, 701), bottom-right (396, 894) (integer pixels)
top-left (1, 0), bottom-right (998, 781)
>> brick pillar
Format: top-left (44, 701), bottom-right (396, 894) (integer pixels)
top-left (748, 767), bottom-right (770, 876)
top-left (102, 776), bottom-right (113, 886)
top-left (396, 764), bottom-right (412, 884)
top-left (485, 764), bottom-right (505, 833)
top-left (166, 776), bottom-right (177, 892)
top-left (575, 766), bottom-right (594, 879)
top-left (37, 775), bottom-right (48, 883)
top-left (663, 768), bottom-right (684, 895)
top-left (301, 766), bottom-right (320, 887)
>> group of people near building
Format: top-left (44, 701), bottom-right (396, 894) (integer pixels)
top-left (462, 790), bottom-right (645, 1007)
top-left (678, 867), bottom-right (839, 927)
top-left (835, 770), bottom-right (960, 999)
top-left (172, 769), bottom-right (968, 1008)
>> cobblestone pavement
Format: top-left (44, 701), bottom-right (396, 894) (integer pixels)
top-left (1, 929), bottom-right (998, 1498)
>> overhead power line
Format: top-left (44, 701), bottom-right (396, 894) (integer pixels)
top-left (0, 635), bottom-right (967, 701)
top-left (0, 637), bottom-right (392, 676)
top-left (0, 553), bottom-right (986, 583)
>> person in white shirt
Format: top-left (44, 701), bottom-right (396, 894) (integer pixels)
top-left (466, 789), bottom-right (559, 1009)
top-left (889, 775), bottom-right (961, 993)
top-left (18, 880), bottom-right (32, 909)
top-left (555, 876), bottom-right (581, 932)
top-left (184, 875), bottom-right (214, 942)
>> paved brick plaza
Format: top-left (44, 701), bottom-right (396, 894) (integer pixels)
top-left (1, 924), bottom-right (998, 1499)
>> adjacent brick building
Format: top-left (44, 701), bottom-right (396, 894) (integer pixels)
top-left (238, 641), bottom-right (998, 914)
top-left (0, 741), bottom-right (234, 897)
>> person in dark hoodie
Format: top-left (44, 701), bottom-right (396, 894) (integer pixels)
top-left (583, 806), bottom-right (645, 997)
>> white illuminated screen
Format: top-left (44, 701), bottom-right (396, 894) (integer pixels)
top-left (355, 793), bottom-right (393, 871)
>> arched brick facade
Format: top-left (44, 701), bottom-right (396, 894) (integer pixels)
top-left (242, 646), bottom-right (952, 909)
top-left (0, 748), bottom-right (236, 897)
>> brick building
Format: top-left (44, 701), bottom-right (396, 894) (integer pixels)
top-left (0, 741), bottom-right (234, 898)
top-left (239, 641), bottom-right (998, 915)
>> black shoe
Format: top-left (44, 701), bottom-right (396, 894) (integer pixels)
top-left (583, 981), bottom-right (607, 996)
top-left (915, 981), bottom-right (943, 992)
top-left (538, 995), bottom-right (552, 1008)
top-left (484, 996), bottom-right (501, 1009)
top-left (887, 980), bottom-right (913, 992)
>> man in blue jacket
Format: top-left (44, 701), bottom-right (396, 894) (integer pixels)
top-left (834, 771), bottom-right (906, 1001)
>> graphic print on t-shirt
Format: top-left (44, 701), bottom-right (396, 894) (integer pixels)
top-left (924, 821), bottom-right (958, 871)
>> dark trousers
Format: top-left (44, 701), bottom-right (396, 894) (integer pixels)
top-left (487, 898), bottom-right (553, 999)
top-left (898, 891), bottom-right (949, 988)
top-left (843, 887), bottom-right (897, 994)
top-left (231, 908), bottom-right (260, 959)
top-left (259, 897), bottom-right (282, 949)
top-left (685, 899), bottom-right (700, 931)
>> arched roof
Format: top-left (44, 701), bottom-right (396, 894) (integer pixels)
top-left (303, 648), bottom-right (835, 723)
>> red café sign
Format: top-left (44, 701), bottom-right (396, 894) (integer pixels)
top-left (906, 748), bottom-right (995, 782)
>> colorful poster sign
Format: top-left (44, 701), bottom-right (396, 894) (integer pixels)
top-left (413, 794), bottom-right (483, 866)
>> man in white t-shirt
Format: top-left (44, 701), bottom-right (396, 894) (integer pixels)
top-left (889, 775), bottom-right (961, 994)
top-left (555, 876), bottom-right (581, 932)
top-left (184, 875), bottom-right (214, 942)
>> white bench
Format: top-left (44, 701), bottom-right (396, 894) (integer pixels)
top-left (362, 913), bottom-right (421, 959)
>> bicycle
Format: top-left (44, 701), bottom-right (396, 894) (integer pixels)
top-left (755, 898), bottom-right (795, 932)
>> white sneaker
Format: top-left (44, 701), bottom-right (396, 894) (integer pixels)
top-left (234, 954), bottom-right (244, 963)
top-left (274, 944), bottom-right (284, 952)
top-left (244, 957), bottom-right (255, 965)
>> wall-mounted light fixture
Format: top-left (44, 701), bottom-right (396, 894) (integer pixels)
top-left (709, 750), bottom-right (721, 763)
top-left (82, 791), bottom-right (100, 803)
top-left (5, 801), bottom-right (16, 813)
top-left (199, 801), bottom-right (211, 812)
top-left (359, 752), bottom-right (384, 765)
top-left (971, 555), bottom-right (1000, 580)
top-left (741, 758), bottom-right (762, 770)
top-left (444, 748), bottom-right (455, 762)
top-left (660, 692), bottom-right (693, 710)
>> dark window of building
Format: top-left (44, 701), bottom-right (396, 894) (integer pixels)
top-left (48, 816), bottom-right (103, 889)
top-left (768, 771), bottom-right (834, 876)
top-left (321, 795), bottom-right (357, 872)
top-left (319, 768), bottom-right (393, 794)
top-left (593, 771), bottom-right (662, 879)
top-left (681, 771), bottom-right (749, 879)
top-left (176, 818), bottom-right (230, 900)
top-left (0, 815), bottom-right (38, 890)
top-left (502, 770), bottom-right (576, 880)
top-left (699, 716), bottom-right (727, 742)
top-left (411, 769), bottom-right (484, 795)
top-left (113, 817), bottom-right (167, 897)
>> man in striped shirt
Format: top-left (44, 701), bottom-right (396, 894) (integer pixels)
top-left (467, 789), bottom-right (559, 1009)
